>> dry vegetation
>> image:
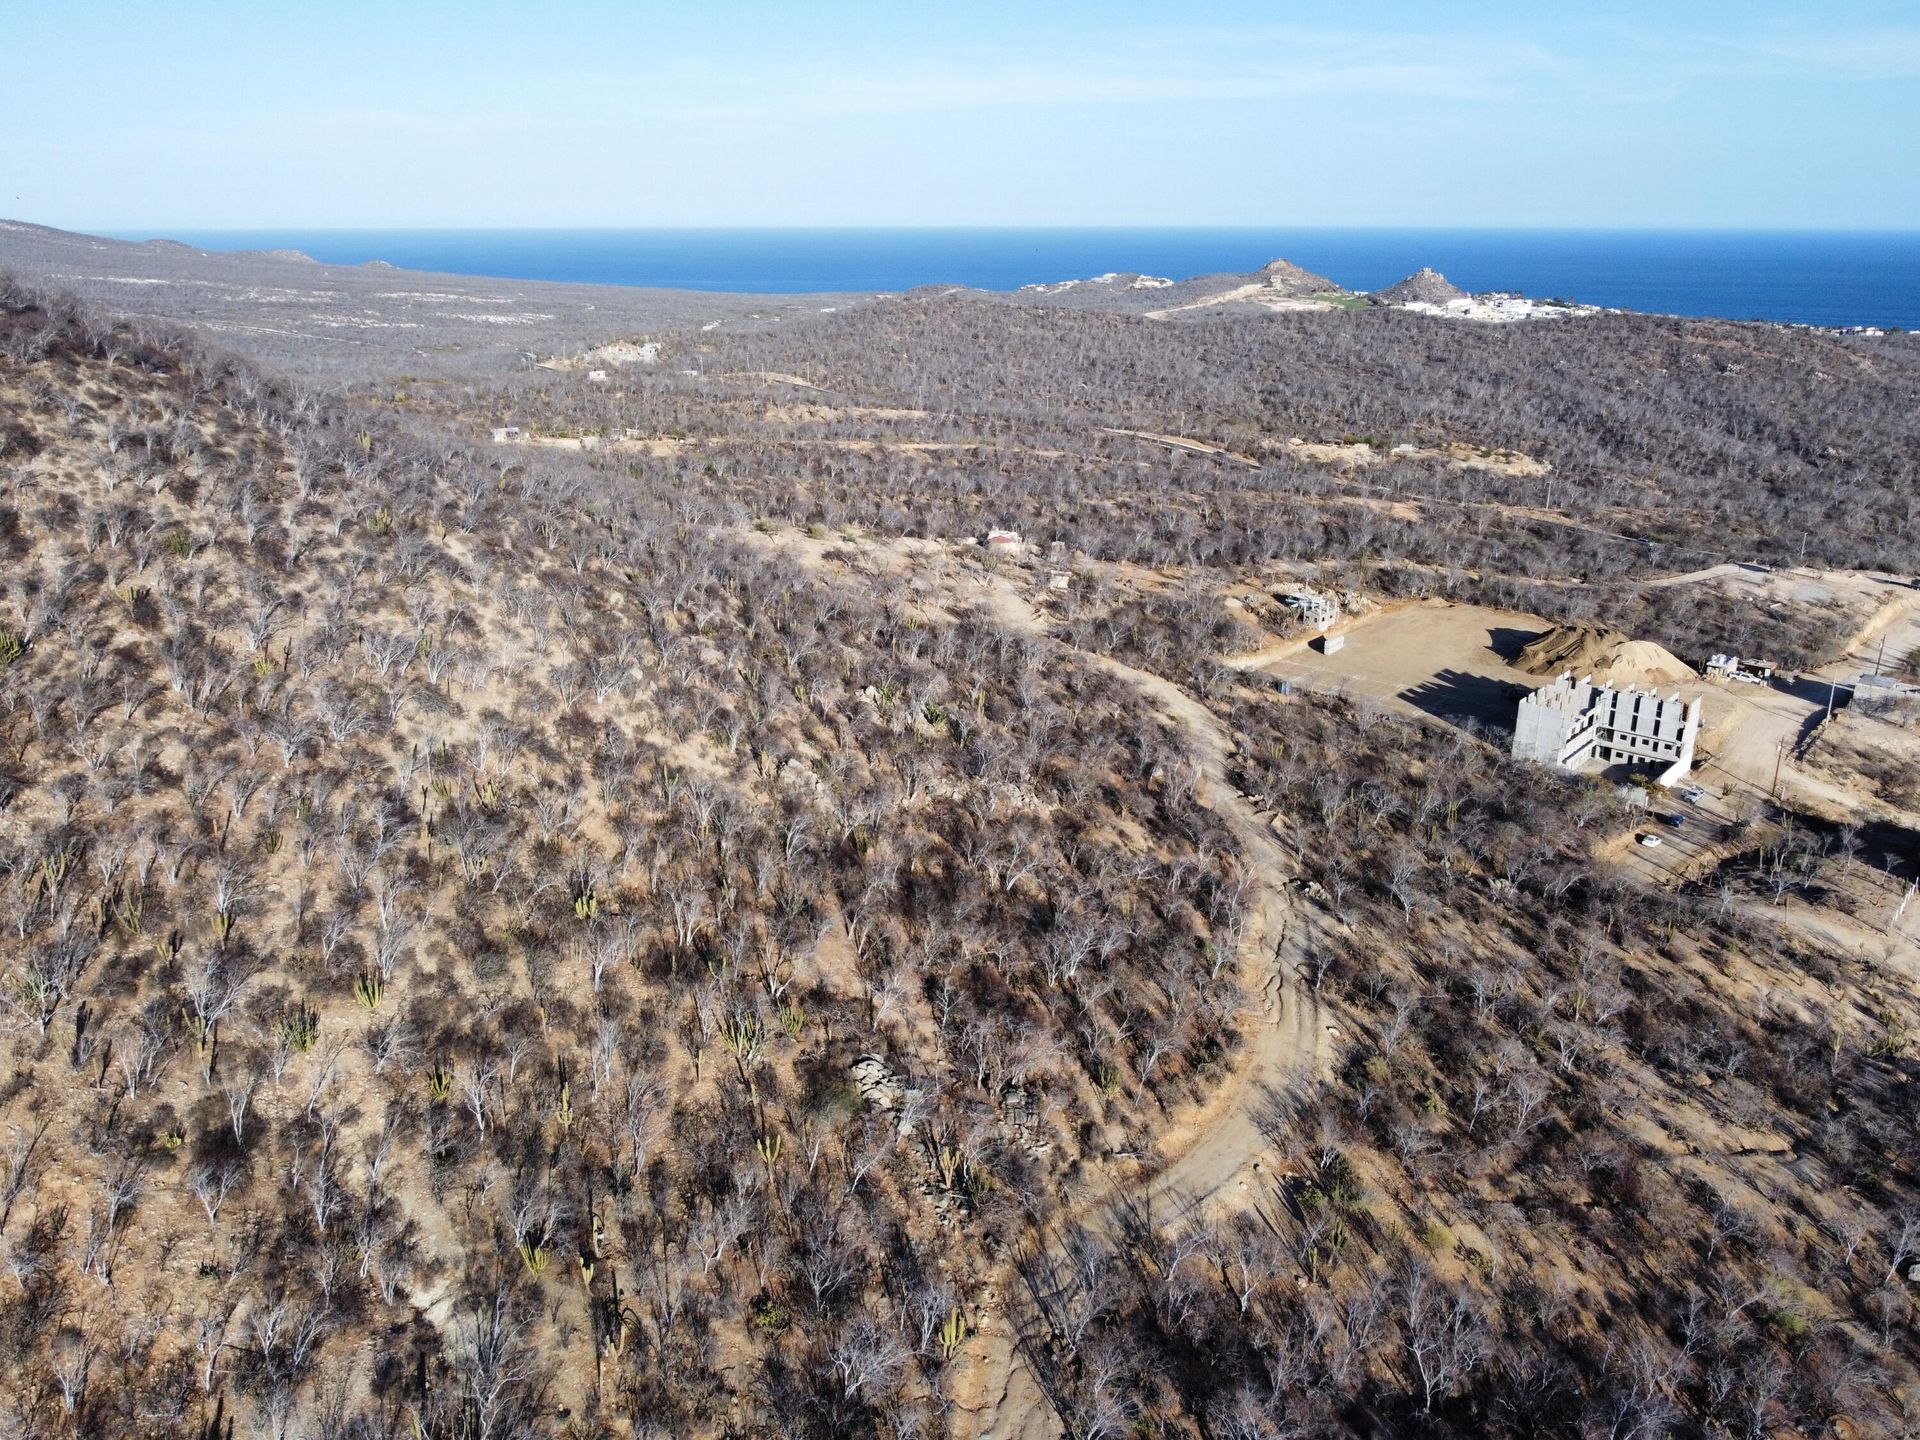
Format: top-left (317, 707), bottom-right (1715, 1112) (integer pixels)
top-left (436, 295), bottom-right (1920, 679)
top-left (3, 274), bottom-right (1920, 1440)
top-left (0, 285), bottom-right (1252, 1437)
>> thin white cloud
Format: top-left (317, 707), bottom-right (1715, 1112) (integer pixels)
top-left (1590, 18), bottom-right (1920, 82)
top-left (631, 28), bottom-right (1568, 126)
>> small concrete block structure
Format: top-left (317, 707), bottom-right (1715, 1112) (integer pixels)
top-left (1513, 671), bottom-right (1702, 786)
top-left (490, 425), bottom-right (522, 444)
top-left (586, 369), bottom-right (610, 384)
top-left (1280, 590), bottom-right (1340, 629)
top-left (1855, 673), bottom-right (1920, 713)
top-left (1047, 571), bottom-right (1071, 591)
top-left (1707, 653), bottom-right (1774, 684)
top-left (1315, 632), bottom-right (1346, 655)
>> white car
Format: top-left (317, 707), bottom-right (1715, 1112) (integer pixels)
top-left (1676, 785), bottom-right (1706, 804)
top-left (1636, 833), bottom-right (1664, 848)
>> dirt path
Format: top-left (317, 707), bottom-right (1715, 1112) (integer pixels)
top-left (948, 571), bottom-right (1329, 1440)
top-left (1099, 427), bottom-right (1263, 469)
top-left (735, 527), bottom-right (1329, 1437)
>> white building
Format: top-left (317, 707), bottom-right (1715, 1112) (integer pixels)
top-left (1513, 672), bottom-right (1702, 786)
top-left (1706, 653), bottom-right (1773, 684)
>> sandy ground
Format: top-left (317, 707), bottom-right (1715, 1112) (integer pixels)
top-left (1230, 585), bottom-right (1918, 828)
top-left (1234, 600), bottom-right (1549, 733)
top-left (1099, 427), bottom-right (1262, 468)
top-left (1142, 283), bottom-right (1345, 320)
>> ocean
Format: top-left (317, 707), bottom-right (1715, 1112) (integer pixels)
top-left (125, 228), bottom-right (1920, 330)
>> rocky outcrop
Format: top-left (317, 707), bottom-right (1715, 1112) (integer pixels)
top-left (1373, 267), bottom-right (1469, 305)
top-left (1257, 258), bottom-right (1343, 297)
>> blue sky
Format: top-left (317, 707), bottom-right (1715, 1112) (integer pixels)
top-left (10, 1), bottom-right (1919, 228)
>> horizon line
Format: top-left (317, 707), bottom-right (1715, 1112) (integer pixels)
top-left (88, 222), bottom-right (1920, 236)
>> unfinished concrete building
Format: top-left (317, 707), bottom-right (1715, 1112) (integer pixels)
top-left (1512, 671), bottom-right (1702, 786)
top-left (1280, 590), bottom-right (1339, 629)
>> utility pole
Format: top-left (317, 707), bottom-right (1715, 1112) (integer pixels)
top-left (1771, 740), bottom-right (1785, 802)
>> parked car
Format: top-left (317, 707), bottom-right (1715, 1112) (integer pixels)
top-left (1661, 812), bottom-right (1687, 828)
top-left (1676, 784), bottom-right (1706, 804)
top-left (1636, 833), bottom-right (1664, 848)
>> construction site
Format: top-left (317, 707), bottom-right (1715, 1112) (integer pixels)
top-left (1231, 571), bottom-right (1920, 830)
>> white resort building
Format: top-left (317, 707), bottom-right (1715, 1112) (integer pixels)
top-left (1512, 672), bottom-right (1702, 786)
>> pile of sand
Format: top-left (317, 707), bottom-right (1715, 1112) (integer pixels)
top-left (1516, 624), bottom-right (1698, 686)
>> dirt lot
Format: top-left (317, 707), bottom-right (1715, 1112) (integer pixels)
top-left (1238, 601), bottom-right (1566, 734)
top-left (1231, 600), bottom-right (1893, 823)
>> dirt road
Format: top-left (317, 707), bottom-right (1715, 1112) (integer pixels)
top-left (739, 526), bottom-right (1334, 1439)
top-left (953, 572), bottom-right (1329, 1440)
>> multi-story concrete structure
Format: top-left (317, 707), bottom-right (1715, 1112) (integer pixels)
top-left (1512, 671), bottom-right (1702, 785)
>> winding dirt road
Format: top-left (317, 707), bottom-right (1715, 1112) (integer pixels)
top-left (953, 577), bottom-right (1332, 1440)
top-left (739, 526), bottom-right (1333, 1438)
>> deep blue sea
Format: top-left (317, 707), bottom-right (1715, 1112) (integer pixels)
top-left (126, 228), bottom-right (1920, 330)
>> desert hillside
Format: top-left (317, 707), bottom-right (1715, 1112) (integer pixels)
top-left (2, 274), bottom-right (1919, 1440)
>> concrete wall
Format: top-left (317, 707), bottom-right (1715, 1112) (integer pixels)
top-left (1513, 673), bottom-right (1699, 781)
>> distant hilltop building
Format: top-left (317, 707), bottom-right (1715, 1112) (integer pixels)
top-left (1512, 672), bottom-right (1702, 786)
top-left (1371, 267), bottom-right (1469, 306)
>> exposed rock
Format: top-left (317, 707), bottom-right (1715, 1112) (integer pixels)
top-left (1374, 267), bottom-right (1470, 306)
top-left (1256, 258), bottom-right (1343, 298)
top-left (851, 1055), bottom-right (906, 1112)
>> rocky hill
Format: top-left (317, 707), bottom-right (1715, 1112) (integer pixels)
top-left (1256, 256), bottom-right (1344, 297)
top-left (1372, 266), bottom-right (1469, 306)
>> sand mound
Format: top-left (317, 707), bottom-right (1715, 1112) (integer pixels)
top-left (1516, 624), bottom-right (1698, 686)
